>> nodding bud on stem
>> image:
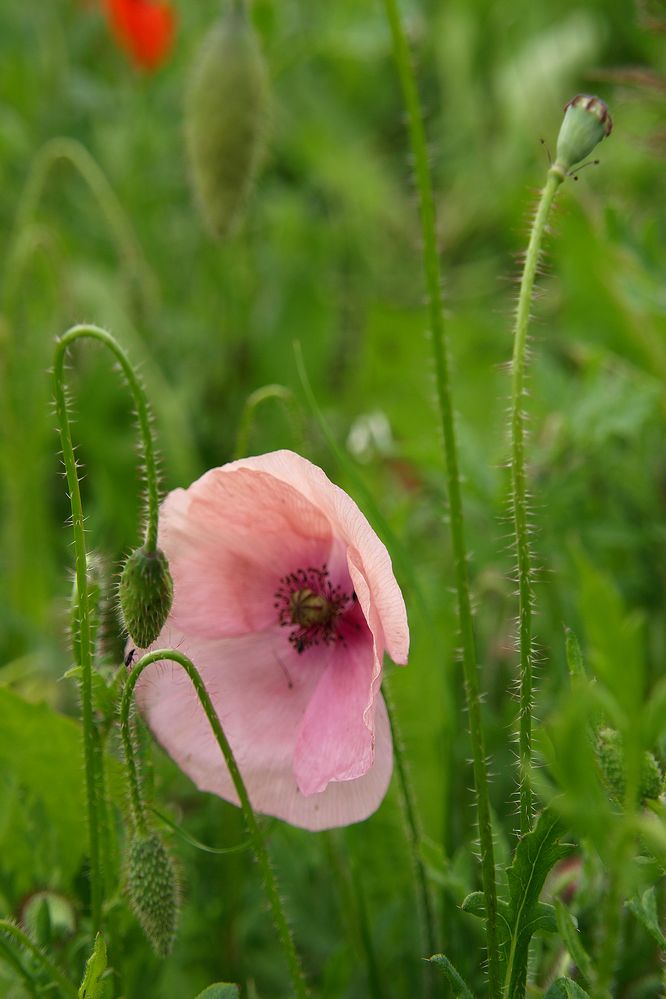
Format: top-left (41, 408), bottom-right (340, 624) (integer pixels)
top-left (125, 831), bottom-right (179, 957)
top-left (185, 3), bottom-right (269, 238)
top-left (554, 94), bottom-right (612, 173)
top-left (119, 545), bottom-right (173, 648)
top-left (595, 727), bottom-right (663, 806)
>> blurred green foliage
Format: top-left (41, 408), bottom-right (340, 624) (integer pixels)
top-left (1, 0), bottom-right (665, 995)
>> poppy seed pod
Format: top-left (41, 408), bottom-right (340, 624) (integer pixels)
top-left (185, 4), bottom-right (269, 238)
top-left (554, 94), bottom-right (612, 173)
top-left (119, 545), bottom-right (173, 649)
top-left (125, 831), bottom-right (179, 957)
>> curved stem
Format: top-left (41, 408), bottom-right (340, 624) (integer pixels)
top-left (0, 921), bottom-right (78, 999)
top-left (121, 650), bottom-right (309, 999)
top-left (2, 136), bottom-right (157, 315)
top-left (384, 686), bottom-right (438, 970)
top-left (53, 323), bottom-right (161, 929)
top-left (379, 2), bottom-right (500, 993)
top-left (233, 383), bottom-right (303, 460)
top-left (54, 324), bottom-right (160, 551)
top-left (120, 695), bottom-right (149, 836)
top-left (510, 168), bottom-right (563, 836)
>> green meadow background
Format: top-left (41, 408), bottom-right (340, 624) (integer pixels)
top-left (1, 0), bottom-right (665, 995)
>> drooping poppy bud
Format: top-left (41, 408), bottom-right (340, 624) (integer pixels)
top-left (119, 545), bottom-right (173, 648)
top-left (185, 3), bottom-right (269, 238)
top-left (125, 831), bottom-right (179, 957)
top-left (554, 94), bottom-right (612, 173)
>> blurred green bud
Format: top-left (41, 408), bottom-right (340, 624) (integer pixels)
top-left (640, 750), bottom-right (664, 803)
top-left (119, 546), bottom-right (173, 649)
top-left (185, 3), bottom-right (269, 238)
top-left (125, 832), bottom-right (179, 957)
top-left (596, 727), bottom-right (663, 806)
top-left (554, 94), bottom-right (612, 172)
top-left (22, 891), bottom-right (76, 946)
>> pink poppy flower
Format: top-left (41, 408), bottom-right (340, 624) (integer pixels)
top-left (135, 450), bottom-right (409, 830)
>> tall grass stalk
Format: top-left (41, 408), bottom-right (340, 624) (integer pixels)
top-left (380, 1), bottom-right (499, 991)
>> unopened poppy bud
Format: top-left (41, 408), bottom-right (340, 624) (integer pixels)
top-left (554, 94), bottom-right (612, 173)
top-left (185, 3), bottom-right (269, 238)
top-left (596, 727), bottom-right (664, 805)
top-left (119, 545), bottom-right (173, 648)
top-left (125, 831), bottom-right (179, 957)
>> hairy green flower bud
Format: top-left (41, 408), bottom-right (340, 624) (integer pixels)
top-left (596, 727), bottom-right (664, 806)
top-left (119, 545), bottom-right (173, 648)
top-left (185, 3), bottom-right (269, 238)
top-left (555, 94), bottom-right (612, 173)
top-left (125, 832), bottom-right (179, 957)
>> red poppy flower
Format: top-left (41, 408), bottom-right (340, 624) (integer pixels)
top-left (104, 0), bottom-right (175, 72)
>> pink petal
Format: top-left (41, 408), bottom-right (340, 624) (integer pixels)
top-left (158, 467), bottom-right (333, 640)
top-left (135, 625), bottom-right (392, 830)
top-left (222, 451), bottom-right (409, 664)
top-left (293, 630), bottom-right (380, 795)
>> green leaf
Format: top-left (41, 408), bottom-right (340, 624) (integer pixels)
top-left (542, 977), bottom-right (591, 999)
top-left (554, 899), bottom-right (594, 986)
top-left (429, 955), bottom-right (476, 998)
top-left (0, 687), bottom-right (86, 892)
top-left (194, 986), bottom-right (240, 999)
top-left (626, 887), bottom-right (666, 950)
top-left (574, 549), bottom-right (645, 717)
top-left (462, 890), bottom-right (555, 934)
top-left (78, 933), bottom-right (107, 999)
top-left (504, 809), bottom-right (571, 999)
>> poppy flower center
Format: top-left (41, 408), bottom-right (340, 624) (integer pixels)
top-left (275, 565), bottom-right (351, 654)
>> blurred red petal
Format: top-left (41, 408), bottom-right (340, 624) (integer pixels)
top-left (105, 0), bottom-right (175, 71)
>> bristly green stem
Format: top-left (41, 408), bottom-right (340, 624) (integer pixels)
top-left (384, 686), bottom-right (438, 980)
top-left (54, 324), bottom-right (161, 552)
top-left (510, 167), bottom-right (563, 836)
top-left (380, 1), bottom-right (500, 993)
top-left (122, 650), bottom-right (309, 999)
top-left (53, 324), bottom-right (163, 929)
top-left (53, 341), bottom-right (103, 931)
top-left (0, 920), bottom-right (78, 999)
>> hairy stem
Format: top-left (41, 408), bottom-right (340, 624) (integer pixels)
top-left (119, 690), bottom-right (149, 837)
top-left (0, 920), bottom-right (78, 999)
top-left (384, 686), bottom-right (438, 974)
top-left (510, 168), bottom-right (563, 835)
top-left (53, 345), bottom-right (103, 930)
top-left (122, 650), bottom-right (309, 998)
top-left (53, 323), bottom-right (162, 928)
top-left (54, 324), bottom-right (160, 551)
top-left (380, 1), bottom-right (500, 992)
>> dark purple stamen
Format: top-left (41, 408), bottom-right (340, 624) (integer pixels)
top-left (274, 564), bottom-right (351, 654)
